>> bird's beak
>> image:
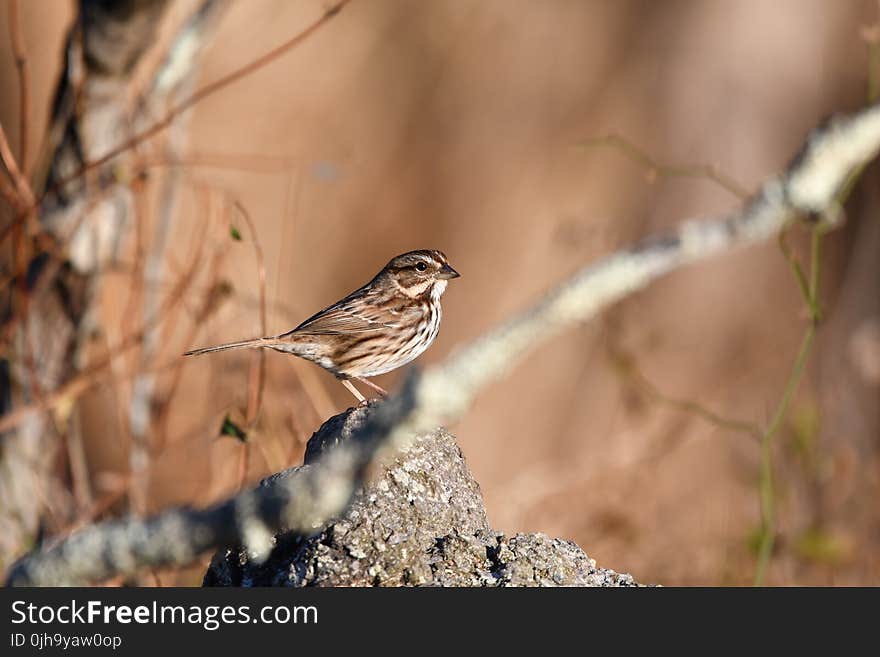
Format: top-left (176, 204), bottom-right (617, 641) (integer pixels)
top-left (438, 263), bottom-right (460, 279)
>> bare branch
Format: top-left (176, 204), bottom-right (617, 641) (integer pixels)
top-left (7, 102), bottom-right (880, 586)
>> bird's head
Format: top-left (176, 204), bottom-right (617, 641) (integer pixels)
top-left (377, 249), bottom-right (460, 299)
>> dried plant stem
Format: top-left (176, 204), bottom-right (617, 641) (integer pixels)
top-left (0, 123), bottom-right (32, 206)
top-left (233, 201), bottom-right (268, 425)
top-left (754, 322), bottom-right (816, 585)
top-left (577, 134), bottom-right (750, 200)
top-left (7, 0), bottom-right (30, 175)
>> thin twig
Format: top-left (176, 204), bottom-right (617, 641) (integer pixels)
top-left (576, 134), bottom-right (751, 200)
top-left (863, 4), bottom-right (880, 103)
top-left (154, 251), bottom-right (227, 451)
top-left (7, 0), bottom-right (30, 175)
top-left (754, 324), bottom-right (816, 585)
top-left (233, 200), bottom-right (267, 425)
top-left (755, 226), bottom-right (824, 587)
top-left (142, 151), bottom-right (300, 174)
top-left (778, 229), bottom-right (813, 314)
top-left (606, 341), bottom-right (763, 441)
top-left (0, 166), bottom-right (20, 208)
top-left (0, 122), bottom-right (32, 205)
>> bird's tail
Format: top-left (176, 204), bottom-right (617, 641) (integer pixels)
top-left (183, 337), bottom-right (272, 356)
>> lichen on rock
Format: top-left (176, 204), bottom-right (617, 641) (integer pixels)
top-left (204, 405), bottom-right (640, 587)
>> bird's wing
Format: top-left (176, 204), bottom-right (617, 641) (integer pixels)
top-left (279, 288), bottom-right (398, 336)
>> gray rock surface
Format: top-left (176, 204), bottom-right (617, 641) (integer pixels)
top-left (204, 405), bottom-right (640, 587)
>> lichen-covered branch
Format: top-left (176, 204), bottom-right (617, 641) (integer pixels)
top-left (7, 102), bottom-right (880, 586)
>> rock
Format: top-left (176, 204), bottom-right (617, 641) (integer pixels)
top-left (204, 405), bottom-right (641, 587)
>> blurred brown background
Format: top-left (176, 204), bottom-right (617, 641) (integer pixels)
top-left (1, 0), bottom-right (878, 585)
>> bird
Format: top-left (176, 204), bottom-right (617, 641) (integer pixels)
top-left (184, 249), bottom-right (460, 402)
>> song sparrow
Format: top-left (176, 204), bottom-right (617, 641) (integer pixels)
top-left (184, 250), bottom-right (460, 402)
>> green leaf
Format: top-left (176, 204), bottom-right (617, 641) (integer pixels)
top-left (229, 226), bottom-right (242, 241)
top-left (220, 415), bottom-right (247, 442)
top-left (795, 528), bottom-right (847, 564)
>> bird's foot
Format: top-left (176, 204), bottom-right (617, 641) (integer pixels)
top-left (340, 379), bottom-right (367, 404)
top-left (355, 377), bottom-right (388, 397)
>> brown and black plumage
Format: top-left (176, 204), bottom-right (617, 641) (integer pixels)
top-left (184, 250), bottom-right (460, 401)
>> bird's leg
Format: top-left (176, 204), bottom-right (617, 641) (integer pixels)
top-left (354, 377), bottom-right (388, 397)
top-left (340, 379), bottom-right (367, 404)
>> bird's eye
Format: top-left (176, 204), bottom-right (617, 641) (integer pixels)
top-left (415, 262), bottom-right (428, 272)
